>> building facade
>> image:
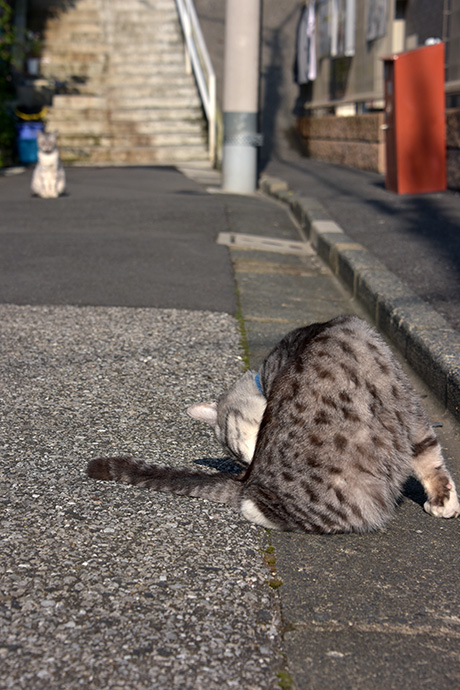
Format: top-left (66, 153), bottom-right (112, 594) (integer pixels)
top-left (302, 0), bottom-right (460, 113)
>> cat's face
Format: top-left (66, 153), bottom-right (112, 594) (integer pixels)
top-left (187, 371), bottom-right (267, 466)
top-left (37, 131), bottom-right (58, 153)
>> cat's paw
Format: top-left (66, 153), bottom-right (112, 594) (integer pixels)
top-left (424, 485), bottom-right (460, 518)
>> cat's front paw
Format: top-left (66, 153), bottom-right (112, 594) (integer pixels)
top-left (424, 485), bottom-right (460, 518)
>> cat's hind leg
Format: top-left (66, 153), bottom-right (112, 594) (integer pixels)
top-left (240, 497), bottom-right (281, 529)
top-left (241, 484), bottom-right (309, 531)
top-left (57, 169), bottom-right (66, 196)
top-left (410, 430), bottom-right (460, 518)
top-left (31, 167), bottom-right (41, 196)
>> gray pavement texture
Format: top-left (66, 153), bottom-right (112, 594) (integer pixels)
top-left (1, 164), bottom-right (460, 690)
top-left (0, 305), bottom-right (281, 689)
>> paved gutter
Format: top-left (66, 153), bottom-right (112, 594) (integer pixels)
top-left (226, 187), bottom-right (460, 690)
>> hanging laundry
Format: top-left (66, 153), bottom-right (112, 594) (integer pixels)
top-left (294, 1), bottom-right (317, 84)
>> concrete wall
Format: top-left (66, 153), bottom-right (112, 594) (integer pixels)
top-left (297, 109), bottom-right (460, 190)
top-left (309, 0), bottom-right (395, 108)
top-left (194, 0), bottom-right (301, 164)
top-left (307, 0), bottom-right (460, 110)
top-left (405, 0), bottom-right (444, 46)
top-left (448, 1), bottom-right (460, 84)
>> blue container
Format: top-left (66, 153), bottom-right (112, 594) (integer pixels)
top-left (16, 121), bottom-right (44, 164)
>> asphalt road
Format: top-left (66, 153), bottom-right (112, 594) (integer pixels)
top-left (0, 166), bottom-right (237, 312)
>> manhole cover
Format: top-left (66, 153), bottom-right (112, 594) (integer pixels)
top-left (217, 232), bottom-right (313, 255)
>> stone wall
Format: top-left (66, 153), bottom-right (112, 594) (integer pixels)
top-left (297, 113), bottom-right (385, 174)
top-left (446, 109), bottom-right (460, 190)
top-left (297, 110), bottom-right (460, 190)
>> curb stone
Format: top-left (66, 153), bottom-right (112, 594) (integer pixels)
top-left (260, 175), bottom-right (460, 421)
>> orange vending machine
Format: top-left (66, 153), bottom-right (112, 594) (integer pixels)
top-left (382, 42), bottom-right (446, 195)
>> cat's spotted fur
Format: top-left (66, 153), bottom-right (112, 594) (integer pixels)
top-left (87, 316), bottom-right (459, 533)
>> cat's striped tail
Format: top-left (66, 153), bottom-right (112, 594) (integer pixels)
top-left (87, 457), bottom-right (244, 508)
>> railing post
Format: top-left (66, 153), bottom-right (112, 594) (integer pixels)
top-left (184, 0), bottom-right (192, 75)
top-left (175, 0), bottom-right (218, 164)
top-left (208, 73), bottom-right (216, 164)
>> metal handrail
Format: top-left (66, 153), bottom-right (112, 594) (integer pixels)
top-left (304, 81), bottom-right (460, 114)
top-left (175, 0), bottom-right (217, 164)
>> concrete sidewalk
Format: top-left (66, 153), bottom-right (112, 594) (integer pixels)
top-left (225, 174), bottom-right (460, 689)
top-left (261, 154), bottom-right (460, 423)
top-left (1, 164), bottom-right (459, 689)
top-left (264, 153), bottom-right (460, 333)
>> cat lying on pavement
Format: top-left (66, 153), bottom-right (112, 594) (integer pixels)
top-left (87, 316), bottom-right (460, 533)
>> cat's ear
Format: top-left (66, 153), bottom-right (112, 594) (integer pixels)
top-left (187, 402), bottom-right (218, 425)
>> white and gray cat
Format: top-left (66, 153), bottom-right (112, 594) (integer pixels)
top-left (87, 316), bottom-right (460, 533)
top-left (31, 130), bottom-right (66, 199)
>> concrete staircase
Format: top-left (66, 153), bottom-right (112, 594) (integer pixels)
top-left (41, 0), bottom-right (208, 165)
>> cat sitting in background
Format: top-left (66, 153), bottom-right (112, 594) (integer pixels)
top-left (31, 130), bottom-right (66, 199)
top-left (87, 316), bottom-right (459, 533)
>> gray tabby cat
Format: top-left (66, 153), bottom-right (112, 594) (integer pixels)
top-left (31, 130), bottom-right (66, 199)
top-left (87, 316), bottom-right (459, 533)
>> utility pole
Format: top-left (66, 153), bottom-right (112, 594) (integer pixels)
top-left (222, 0), bottom-right (262, 194)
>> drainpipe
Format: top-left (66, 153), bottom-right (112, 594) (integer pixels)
top-left (12, 0), bottom-right (27, 76)
top-left (222, 0), bottom-right (262, 194)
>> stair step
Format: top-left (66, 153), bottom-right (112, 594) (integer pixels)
top-left (109, 120), bottom-right (205, 135)
top-left (108, 28), bottom-right (182, 43)
top-left (42, 44), bottom-right (107, 57)
top-left (109, 38), bottom-right (184, 54)
top-left (58, 132), bottom-right (206, 148)
top-left (42, 44), bottom-right (185, 65)
top-left (48, 118), bottom-right (204, 136)
top-left (108, 47), bottom-right (184, 63)
top-left (61, 145), bottom-right (209, 165)
top-left (110, 107), bottom-right (204, 122)
top-left (48, 120), bottom-right (107, 136)
top-left (107, 85), bottom-right (197, 99)
top-left (41, 66), bottom-right (106, 82)
top-left (45, 24), bottom-right (104, 39)
top-left (47, 108), bottom-right (107, 123)
top-left (105, 74), bottom-right (192, 88)
top-left (61, 0), bottom-right (99, 6)
top-left (112, 19), bottom-right (180, 32)
top-left (46, 10), bottom-right (102, 27)
top-left (52, 94), bottom-right (107, 109)
top-left (42, 0), bottom-right (208, 164)
top-left (108, 62), bottom-right (186, 77)
top-left (109, 0), bottom-right (177, 9)
top-left (108, 62), bottom-right (186, 79)
top-left (41, 56), bottom-right (106, 76)
top-left (43, 39), bottom-right (185, 57)
top-left (109, 95), bottom-right (201, 109)
top-left (113, 10), bottom-right (178, 23)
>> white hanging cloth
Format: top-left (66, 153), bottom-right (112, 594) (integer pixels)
top-left (294, 0), bottom-right (317, 84)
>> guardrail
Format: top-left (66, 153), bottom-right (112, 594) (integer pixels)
top-left (175, 0), bottom-right (217, 164)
